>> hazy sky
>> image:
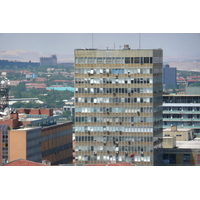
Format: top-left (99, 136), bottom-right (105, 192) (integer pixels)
top-left (0, 33), bottom-right (199, 58)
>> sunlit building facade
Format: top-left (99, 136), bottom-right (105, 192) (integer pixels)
top-left (74, 45), bottom-right (163, 165)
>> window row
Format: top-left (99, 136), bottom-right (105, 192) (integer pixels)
top-left (76, 155), bottom-right (151, 162)
top-left (163, 107), bottom-right (200, 112)
top-left (75, 77), bottom-right (153, 84)
top-left (75, 116), bottom-right (153, 123)
top-left (75, 106), bottom-right (151, 113)
top-left (163, 121), bottom-right (200, 126)
top-left (75, 136), bottom-right (153, 142)
top-left (163, 114), bottom-right (200, 119)
top-left (75, 145), bottom-right (153, 152)
top-left (75, 87), bottom-right (153, 94)
top-left (76, 97), bottom-right (153, 104)
top-left (75, 106), bottom-right (162, 113)
top-left (75, 68), bottom-right (153, 75)
top-left (75, 126), bottom-right (153, 133)
top-left (75, 57), bottom-right (155, 64)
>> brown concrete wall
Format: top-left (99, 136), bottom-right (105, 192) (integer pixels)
top-left (41, 122), bottom-right (73, 164)
top-left (8, 130), bottom-right (27, 162)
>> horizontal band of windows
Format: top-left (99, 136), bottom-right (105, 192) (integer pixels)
top-left (76, 155), bottom-right (151, 162)
top-left (75, 57), bottom-right (156, 64)
top-left (75, 116), bottom-right (154, 123)
top-left (75, 136), bottom-right (153, 142)
top-left (75, 77), bottom-right (160, 84)
top-left (42, 142), bottom-right (73, 157)
top-left (75, 126), bottom-right (153, 133)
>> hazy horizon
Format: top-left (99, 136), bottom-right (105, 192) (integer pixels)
top-left (0, 33), bottom-right (199, 63)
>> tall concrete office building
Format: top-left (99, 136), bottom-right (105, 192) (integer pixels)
top-left (74, 45), bottom-right (163, 166)
top-left (163, 64), bottom-right (177, 89)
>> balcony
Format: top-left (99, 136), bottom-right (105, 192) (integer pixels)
top-left (163, 110), bottom-right (200, 114)
top-left (163, 118), bottom-right (200, 122)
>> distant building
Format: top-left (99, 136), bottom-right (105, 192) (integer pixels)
top-left (40, 55), bottom-right (57, 67)
top-left (163, 64), bottom-right (177, 89)
top-left (63, 105), bottom-right (75, 116)
top-left (26, 73), bottom-right (38, 79)
top-left (0, 125), bottom-right (9, 165)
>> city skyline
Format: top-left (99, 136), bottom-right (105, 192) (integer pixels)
top-left (0, 33), bottom-right (199, 62)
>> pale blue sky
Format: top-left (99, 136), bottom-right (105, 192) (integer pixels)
top-left (0, 33), bottom-right (199, 58)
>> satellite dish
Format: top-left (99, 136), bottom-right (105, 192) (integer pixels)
top-left (1, 80), bottom-right (5, 84)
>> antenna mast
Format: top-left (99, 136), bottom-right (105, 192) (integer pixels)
top-left (92, 33), bottom-right (94, 48)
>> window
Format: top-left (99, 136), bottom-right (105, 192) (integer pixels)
top-left (144, 57), bottom-right (149, 63)
top-left (125, 57), bottom-right (130, 64)
top-left (183, 154), bottom-right (190, 164)
top-left (97, 57), bottom-right (103, 63)
top-left (134, 57), bottom-right (140, 63)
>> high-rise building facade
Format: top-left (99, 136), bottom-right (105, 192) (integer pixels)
top-left (163, 64), bottom-right (177, 89)
top-left (74, 45), bottom-right (163, 166)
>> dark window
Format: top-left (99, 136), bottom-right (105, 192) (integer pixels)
top-left (125, 57), bottom-right (130, 64)
top-left (131, 57), bottom-right (134, 63)
top-left (150, 57), bottom-right (153, 63)
top-left (144, 57), bottom-right (149, 63)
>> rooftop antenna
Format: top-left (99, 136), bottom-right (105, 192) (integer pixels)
top-left (92, 33), bottom-right (93, 48)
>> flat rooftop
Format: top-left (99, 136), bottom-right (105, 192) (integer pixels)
top-left (164, 127), bottom-right (192, 132)
top-left (176, 141), bottom-right (200, 149)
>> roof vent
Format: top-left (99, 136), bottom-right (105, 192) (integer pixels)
top-left (123, 44), bottom-right (130, 50)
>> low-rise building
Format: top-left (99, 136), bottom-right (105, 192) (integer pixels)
top-left (163, 126), bottom-right (194, 141)
top-left (0, 108), bottom-right (73, 165)
top-left (162, 138), bottom-right (200, 166)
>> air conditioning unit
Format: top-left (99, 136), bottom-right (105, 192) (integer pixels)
top-left (125, 151), bottom-right (128, 154)
top-left (107, 151), bottom-right (110, 154)
top-left (93, 151), bottom-right (97, 155)
top-left (119, 131), bottom-right (122, 134)
top-left (116, 151), bottom-right (119, 154)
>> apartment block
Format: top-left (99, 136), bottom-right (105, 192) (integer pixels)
top-left (163, 94), bottom-right (200, 136)
top-left (74, 45), bottom-right (163, 166)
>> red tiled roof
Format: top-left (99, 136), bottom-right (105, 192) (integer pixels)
top-left (85, 162), bottom-right (134, 166)
top-left (3, 159), bottom-right (48, 166)
top-left (187, 76), bottom-right (200, 79)
top-left (187, 79), bottom-right (198, 82)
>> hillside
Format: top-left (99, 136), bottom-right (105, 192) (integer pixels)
top-left (167, 61), bottom-right (200, 72)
